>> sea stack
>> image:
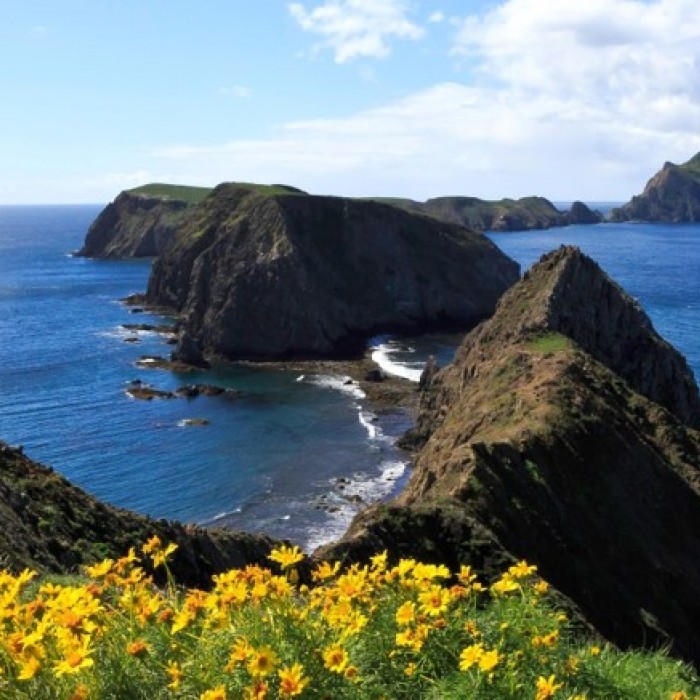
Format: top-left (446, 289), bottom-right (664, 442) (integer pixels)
top-left (145, 183), bottom-right (520, 361)
top-left (320, 246), bottom-right (700, 665)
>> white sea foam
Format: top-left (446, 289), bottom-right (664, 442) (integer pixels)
top-left (302, 459), bottom-right (409, 552)
top-left (370, 342), bottom-right (423, 383)
top-left (305, 374), bottom-right (366, 399)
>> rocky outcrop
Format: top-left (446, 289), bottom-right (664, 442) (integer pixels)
top-left (321, 246), bottom-right (700, 665)
top-left (372, 196), bottom-right (602, 231)
top-left (146, 183), bottom-right (520, 361)
top-left (611, 152), bottom-right (700, 222)
top-left (78, 184), bottom-right (211, 258)
top-left (0, 442), bottom-right (282, 589)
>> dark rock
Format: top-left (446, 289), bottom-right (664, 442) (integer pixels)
top-left (419, 355), bottom-right (438, 390)
top-left (364, 368), bottom-right (385, 382)
top-left (172, 332), bottom-right (210, 368)
top-left (611, 152), bottom-right (700, 222)
top-left (0, 440), bottom-right (285, 588)
top-left (178, 418), bottom-right (210, 427)
top-left (565, 201), bottom-right (604, 225)
top-left (327, 246), bottom-right (700, 666)
top-left (78, 185), bottom-right (211, 258)
top-left (130, 307), bottom-right (144, 314)
top-left (126, 385), bottom-right (174, 400)
top-left (124, 336), bottom-right (140, 343)
top-left (146, 183), bottom-right (519, 361)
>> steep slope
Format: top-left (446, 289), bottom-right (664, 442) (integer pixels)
top-left (611, 152), bottom-right (700, 222)
top-left (321, 247), bottom-right (700, 665)
top-left (0, 442), bottom-right (281, 588)
top-left (370, 196), bottom-right (602, 231)
top-left (146, 183), bottom-right (520, 361)
top-left (78, 184), bottom-right (212, 258)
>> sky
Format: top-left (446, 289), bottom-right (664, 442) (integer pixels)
top-left (2, 0), bottom-right (700, 204)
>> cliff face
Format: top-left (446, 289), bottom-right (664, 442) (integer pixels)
top-left (372, 196), bottom-right (602, 232)
top-left (321, 247), bottom-right (700, 665)
top-left (146, 183), bottom-right (520, 361)
top-left (611, 152), bottom-right (700, 222)
top-left (78, 184), bottom-right (211, 258)
top-left (0, 442), bottom-right (281, 588)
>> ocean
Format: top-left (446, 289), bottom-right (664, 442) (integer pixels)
top-left (0, 205), bottom-right (698, 550)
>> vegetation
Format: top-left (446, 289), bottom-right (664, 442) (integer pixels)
top-left (1, 539), bottom-right (697, 699)
top-left (127, 184), bottom-right (213, 204)
top-left (526, 332), bottom-right (573, 355)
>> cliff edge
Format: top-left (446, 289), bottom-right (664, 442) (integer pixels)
top-left (611, 152), bottom-right (700, 222)
top-left (146, 183), bottom-right (520, 361)
top-left (78, 184), bottom-right (212, 258)
top-left (321, 246), bottom-right (700, 665)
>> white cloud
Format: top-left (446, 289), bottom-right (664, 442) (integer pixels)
top-left (289, 0), bottom-right (424, 63)
top-left (218, 85), bottom-right (252, 99)
top-left (428, 11), bottom-right (445, 24)
top-left (152, 0), bottom-right (700, 202)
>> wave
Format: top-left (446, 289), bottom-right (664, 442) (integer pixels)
top-left (370, 340), bottom-right (424, 382)
top-left (305, 373), bottom-right (366, 399)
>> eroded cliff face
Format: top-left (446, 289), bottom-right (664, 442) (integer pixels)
top-left (146, 183), bottom-right (520, 361)
top-left (374, 196), bottom-right (602, 232)
top-left (78, 185), bottom-right (211, 258)
top-left (611, 152), bottom-right (700, 222)
top-left (0, 442), bottom-right (282, 589)
top-left (321, 247), bottom-right (700, 665)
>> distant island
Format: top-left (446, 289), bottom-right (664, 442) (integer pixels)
top-left (611, 151), bottom-right (700, 222)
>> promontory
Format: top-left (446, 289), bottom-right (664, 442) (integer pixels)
top-left (144, 183), bottom-right (520, 361)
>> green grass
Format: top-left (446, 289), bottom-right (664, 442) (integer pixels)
top-left (127, 183), bottom-right (213, 204)
top-left (527, 332), bottom-right (573, 355)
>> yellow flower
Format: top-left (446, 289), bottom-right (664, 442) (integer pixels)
top-left (17, 653), bottom-right (42, 681)
top-left (201, 686), bottom-right (227, 700)
top-left (323, 645), bottom-right (349, 673)
top-left (589, 645), bottom-right (601, 656)
top-left (278, 663), bottom-right (309, 697)
top-left (247, 647), bottom-right (277, 677)
top-left (534, 580), bottom-right (550, 595)
top-left (312, 560), bottom-right (340, 582)
top-left (53, 637), bottom-right (94, 678)
top-left (84, 559), bottom-right (114, 579)
top-left (152, 542), bottom-right (178, 568)
top-left (532, 630), bottom-right (559, 648)
top-left (418, 585), bottom-right (451, 617)
top-left (166, 661), bottom-right (183, 690)
top-left (508, 560), bottom-right (537, 579)
top-left (491, 575), bottom-right (519, 595)
top-left (535, 674), bottom-right (563, 700)
top-left (268, 545), bottom-right (305, 570)
top-left (404, 662), bottom-right (417, 676)
top-left (395, 601), bottom-right (416, 626)
top-left (244, 680), bottom-right (269, 699)
top-left (478, 649), bottom-right (500, 673)
top-left (344, 665), bottom-right (360, 682)
top-left (69, 684), bottom-right (90, 700)
top-left (142, 535), bottom-right (162, 555)
top-left (459, 643), bottom-right (484, 671)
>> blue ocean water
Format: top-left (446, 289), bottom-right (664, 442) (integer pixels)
top-left (0, 205), bottom-right (411, 550)
top-left (0, 206), bottom-right (698, 551)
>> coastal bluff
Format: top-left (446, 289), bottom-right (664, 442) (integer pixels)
top-left (0, 442), bottom-right (282, 589)
top-left (370, 195), bottom-right (603, 231)
top-left (611, 151), bottom-right (700, 222)
top-left (78, 184), bottom-right (212, 258)
top-left (320, 246), bottom-right (700, 665)
top-left (145, 183), bottom-right (520, 361)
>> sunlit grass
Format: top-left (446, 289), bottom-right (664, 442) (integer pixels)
top-left (0, 538), bottom-right (697, 698)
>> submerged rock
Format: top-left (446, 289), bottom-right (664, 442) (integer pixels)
top-left (322, 246), bottom-right (700, 665)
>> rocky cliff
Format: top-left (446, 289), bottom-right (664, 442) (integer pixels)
top-left (146, 183), bottom-right (520, 361)
top-left (320, 246), bottom-right (700, 665)
top-left (611, 152), bottom-right (700, 222)
top-left (372, 196), bottom-right (602, 231)
top-left (78, 184), bottom-right (212, 258)
top-left (0, 442), bottom-right (281, 588)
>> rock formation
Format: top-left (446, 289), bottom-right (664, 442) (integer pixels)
top-left (611, 152), bottom-right (700, 222)
top-left (320, 246), bottom-right (700, 665)
top-left (0, 442), bottom-right (281, 589)
top-left (372, 196), bottom-right (602, 231)
top-left (146, 183), bottom-right (520, 361)
top-left (78, 184), bottom-right (211, 258)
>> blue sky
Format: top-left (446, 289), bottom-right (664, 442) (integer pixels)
top-left (2, 0), bottom-right (699, 204)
